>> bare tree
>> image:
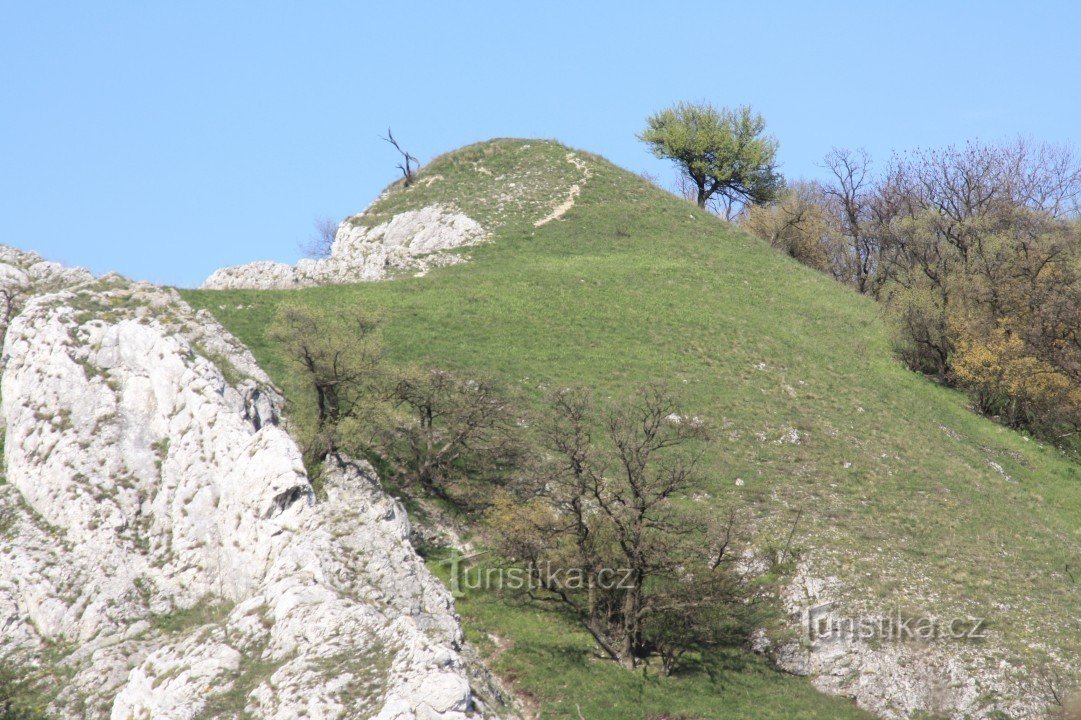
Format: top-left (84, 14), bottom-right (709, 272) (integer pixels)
top-left (738, 138), bottom-right (1081, 444)
top-left (0, 285), bottom-right (27, 331)
top-left (638, 170), bottom-right (663, 189)
top-left (300, 216), bottom-right (338, 259)
top-left (821, 148), bottom-right (885, 294)
top-left (1004, 139), bottom-right (1081, 220)
top-left (382, 128), bottom-right (420, 186)
top-left (673, 171), bottom-right (700, 204)
top-left (489, 386), bottom-right (764, 673)
top-left (379, 368), bottom-right (521, 504)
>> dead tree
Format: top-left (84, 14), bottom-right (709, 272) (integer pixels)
top-left (300, 216), bottom-right (338, 259)
top-left (383, 128), bottom-right (420, 186)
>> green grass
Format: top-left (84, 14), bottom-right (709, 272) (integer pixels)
top-left (193, 638), bottom-right (284, 720)
top-left (429, 558), bottom-right (872, 720)
top-left (346, 138), bottom-right (589, 233)
top-left (184, 138), bottom-right (1081, 714)
top-left (151, 596), bottom-right (234, 635)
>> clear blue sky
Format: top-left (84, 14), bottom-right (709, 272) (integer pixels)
top-left (3, 2), bottom-right (1078, 287)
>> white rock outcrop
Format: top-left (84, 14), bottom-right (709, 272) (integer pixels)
top-left (0, 273), bottom-right (505, 718)
top-left (772, 562), bottom-right (1056, 720)
top-left (202, 206), bottom-right (486, 290)
top-left (0, 246), bottom-right (94, 338)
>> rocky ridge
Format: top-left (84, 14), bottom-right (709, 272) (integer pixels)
top-left (0, 253), bottom-right (508, 718)
top-left (201, 206), bottom-right (486, 290)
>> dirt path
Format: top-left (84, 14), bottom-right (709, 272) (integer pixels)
top-left (534, 152), bottom-right (592, 227)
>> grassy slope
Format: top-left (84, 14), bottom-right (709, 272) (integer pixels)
top-left (184, 139), bottom-right (1080, 716)
top-left (429, 560), bottom-right (867, 720)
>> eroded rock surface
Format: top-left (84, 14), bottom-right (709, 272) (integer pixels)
top-left (202, 206), bottom-right (486, 290)
top-left (771, 562), bottom-right (1060, 720)
top-left (0, 269), bottom-right (504, 719)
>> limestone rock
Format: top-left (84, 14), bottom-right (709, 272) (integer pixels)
top-left (201, 206), bottom-right (486, 290)
top-left (201, 260), bottom-right (301, 291)
top-left (0, 245), bottom-right (94, 343)
top-left (772, 561), bottom-right (1055, 720)
top-left (0, 274), bottom-right (505, 719)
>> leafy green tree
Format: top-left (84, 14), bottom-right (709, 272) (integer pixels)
top-left (640, 102), bottom-right (783, 217)
top-left (268, 303), bottom-right (386, 463)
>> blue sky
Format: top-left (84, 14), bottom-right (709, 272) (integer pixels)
top-left (2, 1), bottom-right (1078, 287)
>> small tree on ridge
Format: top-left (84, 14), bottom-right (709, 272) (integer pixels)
top-left (640, 102), bottom-right (783, 218)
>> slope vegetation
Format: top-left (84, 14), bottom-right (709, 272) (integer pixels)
top-left (186, 139), bottom-right (1080, 719)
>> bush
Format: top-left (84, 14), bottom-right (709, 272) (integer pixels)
top-left (952, 323), bottom-right (1081, 435)
top-left (376, 368), bottom-right (523, 507)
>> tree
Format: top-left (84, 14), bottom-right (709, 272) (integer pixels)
top-left (0, 283), bottom-right (27, 334)
top-left (821, 148), bottom-right (885, 295)
top-left (300, 216), bottom-right (339, 259)
top-left (952, 319), bottom-right (1081, 433)
top-left (639, 103), bottom-right (783, 217)
top-left (383, 128), bottom-right (420, 186)
top-left (488, 386), bottom-right (764, 673)
top-left (268, 303), bottom-right (385, 463)
top-left (741, 137), bottom-right (1081, 446)
top-left (740, 181), bottom-right (832, 272)
top-left (877, 142), bottom-right (1081, 376)
top-left (378, 368), bottom-right (522, 505)
top-left (0, 665), bottom-right (47, 720)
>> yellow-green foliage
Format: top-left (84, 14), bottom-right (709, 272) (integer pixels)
top-left (953, 321), bottom-right (1081, 432)
top-left (740, 182), bottom-right (832, 273)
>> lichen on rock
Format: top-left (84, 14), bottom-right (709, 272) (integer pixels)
top-left (770, 561), bottom-right (1060, 720)
top-left (0, 261), bottom-right (507, 718)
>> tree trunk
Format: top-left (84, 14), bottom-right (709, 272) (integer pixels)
top-left (696, 186), bottom-right (709, 209)
top-left (619, 569), bottom-right (644, 667)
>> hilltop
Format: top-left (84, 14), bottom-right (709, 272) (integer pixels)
top-left (185, 139), bottom-right (1081, 718)
top-left (201, 139), bottom-right (592, 290)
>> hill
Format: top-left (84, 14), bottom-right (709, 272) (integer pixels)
top-left (185, 139), bottom-right (1081, 719)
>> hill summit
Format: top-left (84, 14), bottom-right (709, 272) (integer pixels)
top-left (202, 139), bottom-right (593, 289)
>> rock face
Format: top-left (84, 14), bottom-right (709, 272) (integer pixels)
top-left (772, 563), bottom-right (1053, 720)
top-left (0, 266), bottom-right (505, 719)
top-left (0, 245), bottom-right (94, 339)
top-left (202, 206), bottom-right (486, 290)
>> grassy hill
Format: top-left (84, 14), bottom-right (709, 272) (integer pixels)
top-left (184, 139), bottom-right (1080, 718)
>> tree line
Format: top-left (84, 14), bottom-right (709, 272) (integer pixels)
top-left (640, 101), bottom-right (1081, 447)
top-left (739, 139), bottom-right (1081, 446)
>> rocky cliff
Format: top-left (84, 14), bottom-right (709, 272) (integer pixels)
top-left (772, 563), bottom-right (1057, 719)
top-left (0, 253), bottom-right (507, 719)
